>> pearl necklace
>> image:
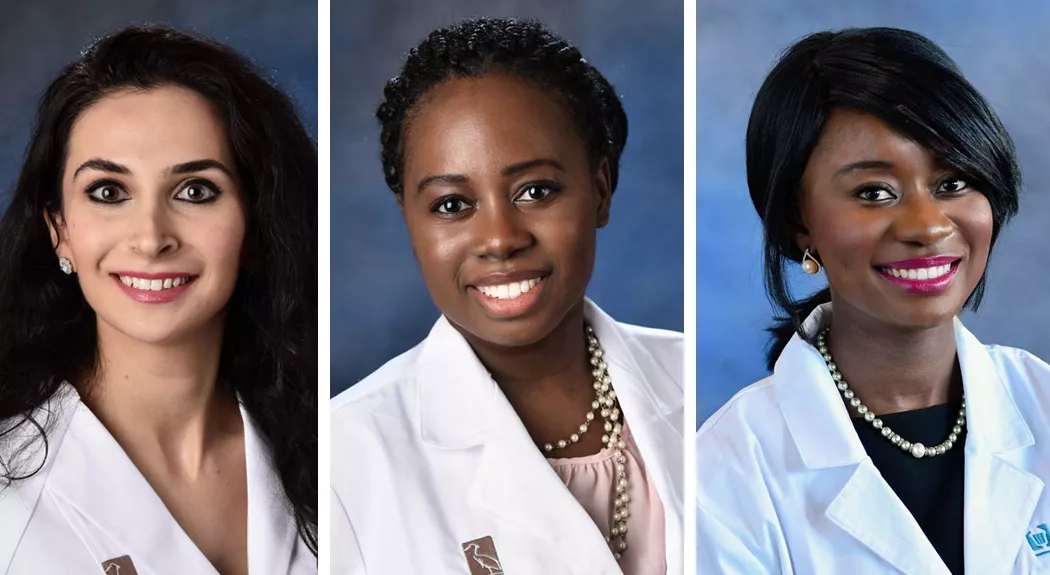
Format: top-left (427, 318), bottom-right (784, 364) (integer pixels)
top-left (541, 325), bottom-right (629, 560)
top-left (818, 329), bottom-right (966, 458)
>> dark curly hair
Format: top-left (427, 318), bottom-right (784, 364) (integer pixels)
top-left (746, 28), bottom-right (1020, 370)
top-left (376, 17), bottom-right (628, 195)
top-left (0, 26), bottom-right (317, 553)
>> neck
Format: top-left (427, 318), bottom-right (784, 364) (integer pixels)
top-left (80, 315), bottom-right (238, 476)
top-left (459, 299), bottom-right (600, 455)
top-left (826, 301), bottom-right (962, 415)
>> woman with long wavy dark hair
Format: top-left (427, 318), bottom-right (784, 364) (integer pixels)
top-left (0, 26), bottom-right (317, 574)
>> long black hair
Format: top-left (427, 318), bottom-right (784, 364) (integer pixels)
top-left (0, 26), bottom-right (317, 553)
top-left (376, 17), bottom-right (628, 195)
top-left (746, 28), bottom-right (1020, 370)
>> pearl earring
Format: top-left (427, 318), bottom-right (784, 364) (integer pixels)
top-left (801, 249), bottom-right (821, 275)
top-left (58, 257), bottom-right (73, 275)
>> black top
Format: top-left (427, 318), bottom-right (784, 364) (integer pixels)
top-left (852, 401), bottom-right (966, 575)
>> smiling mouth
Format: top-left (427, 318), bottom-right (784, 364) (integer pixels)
top-left (112, 274), bottom-right (198, 292)
top-left (874, 259), bottom-right (962, 294)
top-left (876, 263), bottom-right (955, 281)
top-left (475, 277), bottom-right (541, 300)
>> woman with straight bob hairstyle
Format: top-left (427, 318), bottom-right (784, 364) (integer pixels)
top-left (696, 28), bottom-right (1050, 574)
top-left (331, 17), bottom-right (683, 575)
top-left (0, 26), bottom-right (317, 574)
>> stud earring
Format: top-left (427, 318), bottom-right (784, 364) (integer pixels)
top-left (58, 257), bottom-right (73, 275)
top-left (801, 249), bottom-right (821, 275)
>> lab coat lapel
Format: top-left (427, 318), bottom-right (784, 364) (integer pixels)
top-left (417, 316), bottom-right (622, 574)
top-left (0, 385), bottom-right (78, 573)
top-left (242, 405), bottom-right (313, 574)
top-left (955, 319), bottom-right (1043, 574)
top-left (47, 394), bottom-right (218, 574)
top-left (586, 300), bottom-right (684, 574)
top-left (825, 460), bottom-right (951, 574)
top-left (777, 305), bottom-right (947, 574)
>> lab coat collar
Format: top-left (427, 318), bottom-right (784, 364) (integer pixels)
top-left (774, 304), bottom-right (867, 469)
top-left (0, 384), bottom-right (79, 573)
top-left (776, 303), bottom-right (1035, 470)
top-left (40, 384), bottom-right (305, 574)
top-left (416, 297), bottom-right (681, 573)
top-left (777, 303), bottom-right (1042, 573)
top-left (418, 297), bottom-right (681, 448)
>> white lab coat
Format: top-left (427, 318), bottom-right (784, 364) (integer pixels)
top-left (331, 298), bottom-right (684, 574)
top-left (696, 303), bottom-right (1050, 574)
top-left (0, 383), bottom-right (316, 575)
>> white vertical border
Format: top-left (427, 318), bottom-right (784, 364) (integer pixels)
top-left (318, 0), bottom-right (332, 571)
top-left (683, 0), bottom-right (697, 572)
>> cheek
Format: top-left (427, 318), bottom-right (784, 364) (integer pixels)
top-left (956, 194), bottom-right (995, 264)
top-left (809, 203), bottom-right (886, 268)
top-left (64, 212), bottom-right (113, 267)
top-left (403, 212), bottom-right (467, 284)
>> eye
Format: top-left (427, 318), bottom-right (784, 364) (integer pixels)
top-left (87, 183), bottom-right (129, 204)
top-left (937, 177), bottom-right (969, 194)
top-left (515, 183), bottom-right (560, 203)
top-left (855, 184), bottom-right (896, 203)
top-left (433, 197), bottom-right (472, 215)
top-left (176, 181), bottom-right (219, 203)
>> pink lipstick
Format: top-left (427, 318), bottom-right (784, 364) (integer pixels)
top-left (875, 256), bottom-right (961, 294)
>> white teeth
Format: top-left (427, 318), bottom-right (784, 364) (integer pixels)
top-left (478, 277), bottom-right (542, 300)
top-left (118, 275), bottom-right (191, 291)
top-left (885, 264), bottom-right (952, 280)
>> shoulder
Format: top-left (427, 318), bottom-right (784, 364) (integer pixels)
top-left (330, 340), bottom-right (426, 449)
top-left (984, 344), bottom-right (1050, 382)
top-left (697, 374), bottom-right (778, 439)
top-left (613, 320), bottom-right (684, 386)
top-left (0, 385), bottom-right (79, 567)
top-left (331, 340), bottom-right (424, 413)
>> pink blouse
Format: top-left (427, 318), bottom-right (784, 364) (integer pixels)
top-left (547, 422), bottom-right (666, 574)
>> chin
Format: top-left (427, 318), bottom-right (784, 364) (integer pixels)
top-left (453, 313), bottom-right (557, 348)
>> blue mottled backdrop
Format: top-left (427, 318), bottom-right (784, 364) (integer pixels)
top-left (698, 0), bottom-right (1050, 423)
top-left (0, 1), bottom-right (317, 213)
top-left (332, 0), bottom-right (684, 395)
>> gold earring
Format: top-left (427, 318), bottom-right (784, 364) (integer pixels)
top-left (802, 249), bottom-right (821, 274)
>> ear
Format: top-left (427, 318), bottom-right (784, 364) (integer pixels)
top-left (395, 192), bottom-right (405, 215)
top-left (593, 157), bottom-right (613, 228)
top-left (44, 208), bottom-right (74, 270)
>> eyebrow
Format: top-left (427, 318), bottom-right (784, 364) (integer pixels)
top-left (415, 158), bottom-right (566, 195)
top-left (168, 159), bottom-right (235, 178)
top-left (71, 158), bottom-right (234, 181)
top-left (833, 160), bottom-right (895, 180)
top-left (72, 159), bottom-right (130, 180)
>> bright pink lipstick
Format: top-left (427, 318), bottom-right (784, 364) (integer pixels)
top-left (111, 271), bottom-right (197, 304)
top-left (875, 256), bottom-right (961, 294)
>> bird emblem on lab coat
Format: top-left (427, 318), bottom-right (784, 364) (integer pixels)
top-left (463, 542), bottom-right (505, 575)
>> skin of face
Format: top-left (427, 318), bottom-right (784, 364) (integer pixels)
top-left (49, 85), bottom-right (247, 346)
top-left (398, 73), bottom-right (612, 347)
top-left (798, 107), bottom-right (994, 330)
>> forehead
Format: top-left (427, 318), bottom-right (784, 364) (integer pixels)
top-left (402, 73), bottom-right (585, 174)
top-left (807, 108), bottom-right (938, 171)
top-left (65, 85), bottom-right (231, 175)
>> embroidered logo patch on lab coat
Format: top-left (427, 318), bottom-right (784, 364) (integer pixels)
top-left (462, 536), bottom-right (504, 575)
top-left (101, 555), bottom-right (138, 574)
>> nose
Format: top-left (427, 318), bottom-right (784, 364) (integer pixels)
top-left (892, 190), bottom-right (954, 246)
top-left (130, 198), bottom-right (179, 257)
top-left (471, 199), bottom-right (533, 259)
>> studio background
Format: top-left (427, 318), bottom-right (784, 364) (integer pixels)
top-left (698, 0), bottom-right (1050, 423)
top-left (0, 0), bottom-right (318, 215)
top-left (332, 0), bottom-right (684, 395)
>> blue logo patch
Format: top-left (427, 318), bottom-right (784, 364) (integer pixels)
top-left (1027, 524), bottom-right (1050, 557)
